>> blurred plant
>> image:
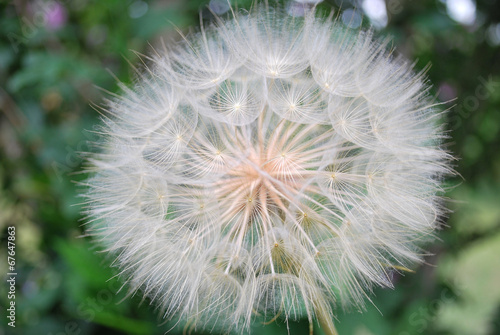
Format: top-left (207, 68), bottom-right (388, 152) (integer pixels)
top-left (82, 2), bottom-right (452, 335)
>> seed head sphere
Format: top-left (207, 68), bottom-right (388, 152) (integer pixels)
top-left (84, 4), bottom-right (451, 334)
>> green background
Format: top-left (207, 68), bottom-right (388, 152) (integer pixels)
top-left (1, 0), bottom-right (499, 334)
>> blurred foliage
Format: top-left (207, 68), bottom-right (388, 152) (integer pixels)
top-left (0, 0), bottom-right (499, 335)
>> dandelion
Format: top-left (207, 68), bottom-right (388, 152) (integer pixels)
top-left (83, 3), bottom-right (451, 334)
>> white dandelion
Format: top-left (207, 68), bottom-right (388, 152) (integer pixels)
top-left (82, 3), bottom-right (452, 335)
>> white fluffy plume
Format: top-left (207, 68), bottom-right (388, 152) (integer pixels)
top-left (82, 4), bottom-right (452, 334)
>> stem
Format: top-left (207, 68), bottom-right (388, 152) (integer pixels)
top-left (316, 307), bottom-right (338, 335)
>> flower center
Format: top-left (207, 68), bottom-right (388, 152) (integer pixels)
top-left (210, 118), bottom-right (326, 255)
top-left (216, 148), bottom-right (291, 223)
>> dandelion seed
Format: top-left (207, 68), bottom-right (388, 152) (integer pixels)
top-left (83, 3), bottom-right (452, 335)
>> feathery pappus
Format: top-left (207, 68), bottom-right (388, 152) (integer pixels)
top-left (82, 2), bottom-right (452, 334)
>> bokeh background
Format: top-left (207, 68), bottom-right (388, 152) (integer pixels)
top-left (1, 0), bottom-right (499, 334)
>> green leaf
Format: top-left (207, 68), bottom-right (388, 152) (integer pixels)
top-left (436, 232), bottom-right (500, 335)
top-left (54, 238), bottom-right (112, 287)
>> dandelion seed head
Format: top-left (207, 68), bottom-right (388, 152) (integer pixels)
top-left (83, 3), bottom-right (452, 333)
